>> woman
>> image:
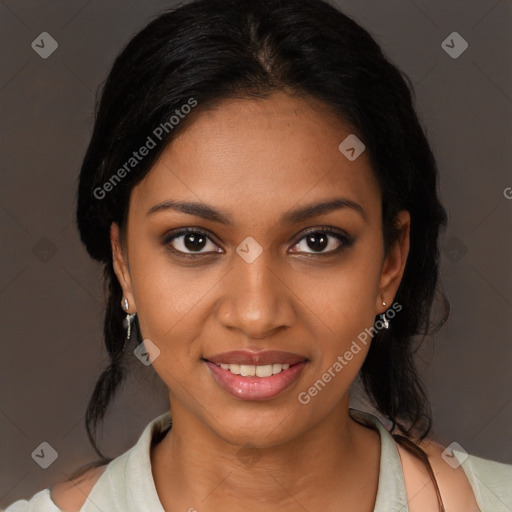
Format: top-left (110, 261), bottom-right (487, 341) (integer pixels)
top-left (5, 0), bottom-right (511, 510)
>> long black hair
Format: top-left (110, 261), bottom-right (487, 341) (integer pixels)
top-left (73, 0), bottom-right (449, 501)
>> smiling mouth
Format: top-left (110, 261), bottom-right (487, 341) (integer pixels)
top-left (203, 358), bottom-right (308, 401)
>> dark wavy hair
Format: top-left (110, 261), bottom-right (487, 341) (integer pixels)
top-left (72, 0), bottom-right (449, 504)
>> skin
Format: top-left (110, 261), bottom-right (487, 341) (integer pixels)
top-left (109, 91), bottom-right (411, 512)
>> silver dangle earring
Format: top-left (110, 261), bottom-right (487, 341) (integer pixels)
top-left (121, 297), bottom-right (136, 341)
top-left (381, 297), bottom-right (390, 329)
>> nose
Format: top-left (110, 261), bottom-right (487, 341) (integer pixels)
top-left (216, 248), bottom-right (295, 339)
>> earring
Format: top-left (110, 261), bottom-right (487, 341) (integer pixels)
top-left (126, 313), bottom-right (136, 340)
top-left (381, 296), bottom-right (390, 329)
top-left (121, 297), bottom-right (136, 341)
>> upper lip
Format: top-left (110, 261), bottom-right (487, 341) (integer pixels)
top-left (205, 350), bottom-right (308, 366)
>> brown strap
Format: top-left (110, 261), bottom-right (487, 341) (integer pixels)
top-left (392, 434), bottom-right (445, 512)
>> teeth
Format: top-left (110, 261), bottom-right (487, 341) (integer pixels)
top-left (256, 365), bottom-right (273, 377)
top-left (240, 364), bottom-right (256, 376)
top-left (217, 362), bottom-right (292, 377)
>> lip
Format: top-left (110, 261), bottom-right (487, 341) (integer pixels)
top-left (204, 350), bottom-right (308, 401)
top-left (205, 349), bottom-right (307, 366)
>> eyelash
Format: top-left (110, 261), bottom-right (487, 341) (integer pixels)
top-left (162, 226), bottom-right (353, 259)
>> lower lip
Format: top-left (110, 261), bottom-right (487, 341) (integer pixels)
top-left (205, 361), bottom-right (307, 401)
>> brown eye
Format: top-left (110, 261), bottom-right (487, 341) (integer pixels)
top-left (164, 229), bottom-right (222, 256)
top-left (289, 228), bottom-right (353, 256)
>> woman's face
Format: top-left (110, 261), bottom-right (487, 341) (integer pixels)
top-left (111, 91), bottom-right (410, 447)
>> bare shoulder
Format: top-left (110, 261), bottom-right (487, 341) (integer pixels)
top-left (50, 464), bottom-right (109, 512)
top-left (396, 437), bottom-right (480, 512)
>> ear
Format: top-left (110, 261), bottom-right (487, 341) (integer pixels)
top-left (110, 222), bottom-right (136, 313)
top-left (376, 210), bottom-right (410, 314)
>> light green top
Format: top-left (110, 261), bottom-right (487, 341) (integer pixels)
top-left (3, 409), bottom-right (512, 511)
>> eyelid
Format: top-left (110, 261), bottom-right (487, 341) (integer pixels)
top-left (292, 225), bottom-right (350, 243)
top-left (162, 227), bottom-right (222, 257)
top-left (289, 226), bottom-right (352, 254)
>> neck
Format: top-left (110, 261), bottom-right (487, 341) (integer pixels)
top-left (151, 399), bottom-right (381, 512)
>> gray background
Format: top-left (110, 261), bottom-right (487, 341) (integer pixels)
top-left (1, 0), bottom-right (511, 507)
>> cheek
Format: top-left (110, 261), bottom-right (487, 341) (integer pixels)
top-left (295, 273), bottom-right (381, 409)
top-left (297, 243), bottom-right (383, 392)
top-left (304, 247), bottom-right (382, 336)
top-left (127, 242), bottom-right (231, 376)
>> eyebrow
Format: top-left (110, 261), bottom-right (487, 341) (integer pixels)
top-left (146, 197), bottom-right (366, 225)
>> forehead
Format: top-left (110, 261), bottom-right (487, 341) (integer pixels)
top-left (130, 92), bottom-right (381, 223)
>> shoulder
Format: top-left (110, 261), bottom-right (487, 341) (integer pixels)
top-left (49, 464), bottom-right (109, 512)
top-left (455, 449), bottom-right (512, 509)
top-left (396, 437), bottom-right (481, 512)
top-left (2, 465), bottom-right (109, 512)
